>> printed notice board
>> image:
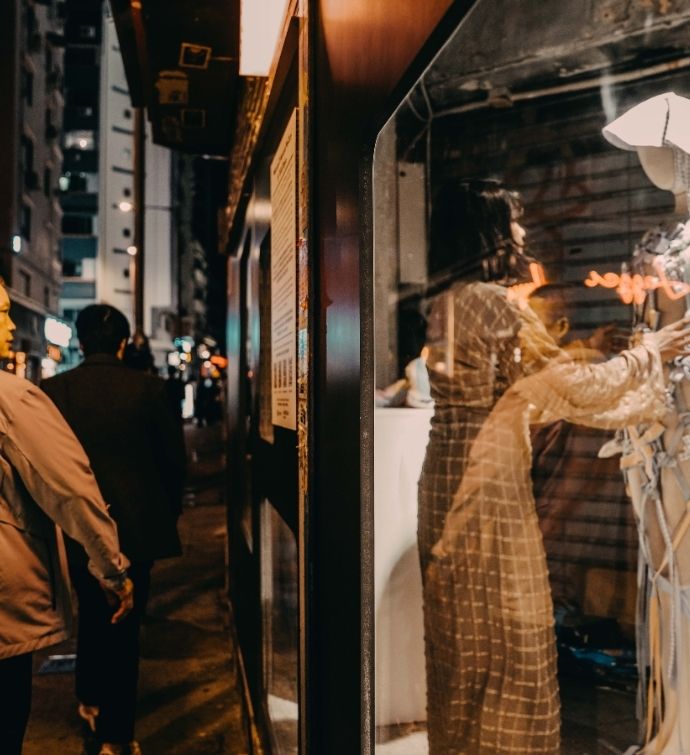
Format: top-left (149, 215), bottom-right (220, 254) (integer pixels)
top-left (270, 110), bottom-right (298, 430)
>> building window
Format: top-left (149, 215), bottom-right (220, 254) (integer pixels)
top-left (44, 168), bottom-right (52, 197)
top-left (66, 47), bottom-right (96, 66)
top-left (25, 7), bottom-right (40, 53)
top-left (44, 286), bottom-right (50, 308)
top-left (21, 136), bottom-right (34, 173)
top-left (123, 187), bottom-right (131, 197)
top-left (22, 69), bottom-right (34, 106)
top-left (18, 271), bottom-right (31, 297)
top-left (79, 25), bottom-right (97, 39)
top-left (64, 131), bottom-right (96, 150)
top-left (61, 215), bottom-right (92, 235)
top-left (122, 228), bottom-right (131, 238)
top-left (25, 5), bottom-right (37, 38)
top-left (45, 109), bottom-right (58, 140)
top-left (21, 205), bottom-right (32, 241)
top-left (123, 109), bottom-right (132, 119)
top-left (62, 258), bottom-right (82, 277)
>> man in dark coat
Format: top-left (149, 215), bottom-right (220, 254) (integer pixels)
top-left (42, 304), bottom-right (186, 755)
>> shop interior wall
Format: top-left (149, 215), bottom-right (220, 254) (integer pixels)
top-left (310, 0), bottom-right (468, 751)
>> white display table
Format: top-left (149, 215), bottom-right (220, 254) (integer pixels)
top-left (374, 407), bottom-right (433, 727)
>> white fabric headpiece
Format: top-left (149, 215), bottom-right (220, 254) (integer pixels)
top-left (602, 92), bottom-right (690, 155)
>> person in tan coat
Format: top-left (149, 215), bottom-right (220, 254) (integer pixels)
top-left (0, 281), bottom-right (133, 755)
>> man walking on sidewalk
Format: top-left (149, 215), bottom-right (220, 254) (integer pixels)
top-left (43, 304), bottom-right (186, 755)
top-left (0, 283), bottom-right (133, 755)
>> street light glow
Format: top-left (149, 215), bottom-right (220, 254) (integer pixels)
top-left (44, 318), bottom-right (73, 348)
top-left (118, 200), bottom-right (133, 212)
top-left (127, 245), bottom-right (137, 256)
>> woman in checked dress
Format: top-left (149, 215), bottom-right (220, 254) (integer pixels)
top-left (418, 179), bottom-right (690, 754)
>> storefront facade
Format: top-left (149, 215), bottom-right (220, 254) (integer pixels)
top-left (223, 2), bottom-right (463, 751)
top-left (223, 2), bottom-right (689, 753)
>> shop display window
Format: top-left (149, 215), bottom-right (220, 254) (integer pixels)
top-left (261, 500), bottom-right (299, 754)
top-left (372, 3), bottom-right (690, 753)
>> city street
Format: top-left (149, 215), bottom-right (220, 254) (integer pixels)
top-left (23, 423), bottom-right (250, 755)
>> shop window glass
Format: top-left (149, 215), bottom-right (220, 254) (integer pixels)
top-left (261, 501), bottom-right (298, 754)
top-left (249, 227), bottom-right (298, 752)
top-left (372, 3), bottom-right (690, 754)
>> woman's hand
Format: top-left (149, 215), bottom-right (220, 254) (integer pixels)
top-left (645, 315), bottom-right (690, 362)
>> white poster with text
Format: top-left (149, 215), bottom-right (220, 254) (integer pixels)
top-left (270, 110), bottom-right (298, 430)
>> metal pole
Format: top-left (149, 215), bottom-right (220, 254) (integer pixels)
top-left (133, 106), bottom-right (146, 332)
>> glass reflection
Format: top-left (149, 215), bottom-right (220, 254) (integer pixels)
top-left (372, 4), bottom-right (690, 751)
top-left (261, 501), bottom-right (298, 754)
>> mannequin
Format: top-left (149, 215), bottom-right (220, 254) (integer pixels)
top-left (637, 146), bottom-right (689, 216)
top-left (603, 94), bottom-right (690, 755)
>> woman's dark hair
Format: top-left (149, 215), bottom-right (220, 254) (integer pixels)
top-left (429, 178), bottom-right (532, 285)
top-left (76, 304), bottom-right (131, 356)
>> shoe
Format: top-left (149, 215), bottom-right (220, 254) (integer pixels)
top-left (78, 702), bottom-right (99, 733)
top-left (97, 741), bottom-right (141, 754)
top-left (98, 745), bottom-right (124, 755)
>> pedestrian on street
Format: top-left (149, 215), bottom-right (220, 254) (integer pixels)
top-left (42, 304), bottom-right (186, 755)
top-left (0, 283), bottom-right (133, 755)
top-left (164, 365), bottom-right (186, 424)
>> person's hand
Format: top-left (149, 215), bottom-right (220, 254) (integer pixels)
top-left (584, 323), bottom-right (628, 354)
top-left (100, 577), bottom-right (134, 624)
top-left (646, 315), bottom-right (690, 362)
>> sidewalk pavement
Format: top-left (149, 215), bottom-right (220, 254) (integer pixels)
top-left (23, 422), bottom-right (250, 755)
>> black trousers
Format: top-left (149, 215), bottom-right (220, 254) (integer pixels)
top-left (70, 560), bottom-right (152, 744)
top-left (0, 652), bottom-right (33, 754)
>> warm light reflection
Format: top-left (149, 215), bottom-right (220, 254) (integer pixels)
top-left (584, 261), bottom-right (690, 305)
top-left (506, 262), bottom-right (547, 309)
top-left (240, 0), bottom-right (290, 76)
top-left (118, 200), bottom-right (133, 212)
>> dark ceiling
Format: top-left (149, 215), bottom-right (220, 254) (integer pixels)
top-left (110, 0), bottom-right (240, 156)
top-left (399, 1), bottom-right (690, 153)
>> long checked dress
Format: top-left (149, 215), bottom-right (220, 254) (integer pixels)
top-left (418, 280), bottom-right (668, 754)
